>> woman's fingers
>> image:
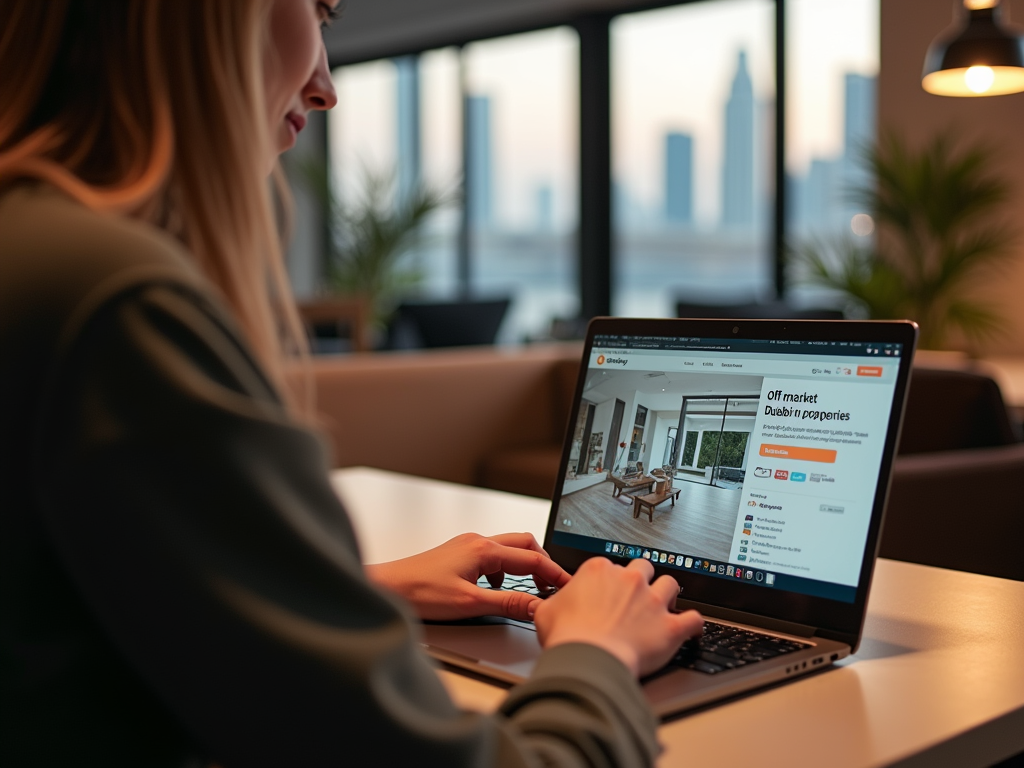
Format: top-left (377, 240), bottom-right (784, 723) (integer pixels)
top-left (478, 539), bottom-right (571, 590)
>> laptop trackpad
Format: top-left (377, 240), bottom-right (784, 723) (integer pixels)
top-left (422, 620), bottom-right (540, 682)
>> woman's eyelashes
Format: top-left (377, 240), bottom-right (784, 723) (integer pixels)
top-left (318, 2), bottom-right (340, 30)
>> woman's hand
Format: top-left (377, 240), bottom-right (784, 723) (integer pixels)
top-left (533, 557), bottom-right (703, 677)
top-left (366, 532), bottom-right (570, 622)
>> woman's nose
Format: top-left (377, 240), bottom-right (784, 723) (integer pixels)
top-left (304, 46), bottom-right (338, 111)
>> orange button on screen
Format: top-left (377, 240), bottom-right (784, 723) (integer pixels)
top-left (857, 366), bottom-right (883, 377)
top-left (759, 444), bottom-right (837, 463)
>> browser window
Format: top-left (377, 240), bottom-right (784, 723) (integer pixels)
top-left (551, 334), bottom-right (904, 603)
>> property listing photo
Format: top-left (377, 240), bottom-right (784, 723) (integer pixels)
top-left (556, 368), bottom-right (763, 561)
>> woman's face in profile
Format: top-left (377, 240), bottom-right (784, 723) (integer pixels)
top-left (264, 0), bottom-right (339, 165)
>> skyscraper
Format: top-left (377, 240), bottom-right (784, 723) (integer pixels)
top-left (395, 55), bottom-right (422, 207)
top-left (664, 132), bottom-right (694, 225)
top-left (535, 184), bottom-right (554, 231)
top-left (842, 73), bottom-right (877, 208)
top-left (844, 73), bottom-right (876, 162)
top-left (721, 50), bottom-right (755, 231)
top-left (466, 95), bottom-right (494, 229)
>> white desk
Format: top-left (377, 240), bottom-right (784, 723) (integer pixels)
top-left (332, 467), bottom-right (1024, 768)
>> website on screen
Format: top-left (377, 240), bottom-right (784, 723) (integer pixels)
top-left (551, 335), bottom-right (903, 603)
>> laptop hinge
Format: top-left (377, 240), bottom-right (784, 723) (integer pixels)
top-left (674, 598), bottom-right (816, 639)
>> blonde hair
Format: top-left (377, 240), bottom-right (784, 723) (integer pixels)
top-left (0, 0), bottom-right (309, 411)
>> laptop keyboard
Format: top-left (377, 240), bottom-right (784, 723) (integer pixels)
top-left (476, 577), bottom-right (810, 675)
top-left (669, 620), bottom-right (810, 674)
top-left (476, 574), bottom-right (547, 596)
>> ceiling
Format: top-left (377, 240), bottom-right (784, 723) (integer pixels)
top-left (326, 0), bottom-right (687, 65)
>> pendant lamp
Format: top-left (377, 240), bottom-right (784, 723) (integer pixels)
top-left (922, 0), bottom-right (1024, 96)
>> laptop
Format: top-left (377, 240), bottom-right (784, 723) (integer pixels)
top-left (423, 317), bottom-right (918, 718)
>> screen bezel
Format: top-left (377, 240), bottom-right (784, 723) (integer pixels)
top-left (541, 317), bottom-right (918, 649)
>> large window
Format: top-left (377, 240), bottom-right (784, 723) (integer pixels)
top-left (786, 0), bottom-right (879, 304)
top-left (611, 0), bottom-right (776, 317)
top-left (323, 1), bottom-right (880, 340)
top-left (463, 28), bottom-right (579, 342)
top-left (330, 49), bottom-right (462, 299)
top-left (329, 29), bottom-right (577, 344)
top-left (675, 396), bottom-right (757, 488)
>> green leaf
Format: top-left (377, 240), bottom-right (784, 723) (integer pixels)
top-left (297, 160), bottom-right (459, 328)
top-left (805, 129), bottom-right (1015, 348)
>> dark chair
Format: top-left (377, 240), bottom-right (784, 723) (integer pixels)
top-left (898, 368), bottom-right (1021, 455)
top-left (879, 367), bottom-right (1024, 581)
top-left (674, 299), bottom-right (844, 320)
top-left (388, 298), bottom-right (511, 349)
top-left (882, 444), bottom-right (1024, 581)
top-left (298, 297), bottom-right (373, 353)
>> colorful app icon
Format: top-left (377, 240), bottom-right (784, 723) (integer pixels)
top-left (684, 557), bottom-right (693, 568)
top-left (717, 565), bottom-right (725, 574)
top-left (741, 539), bottom-right (749, 545)
top-left (754, 467), bottom-right (771, 478)
top-left (756, 571), bottom-right (764, 582)
top-left (774, 470), bottom-right (789, 480)
top-left (659, 552), bottom-right (667, 564)
top-left (643, 550), bottom-right (651, 560)
top-left (726, 566), bottom-right (735, 576)
top-left (668, 554), bottom-right (676, 565)
top-left (766, 573), bottom-right (776, 586)
top-left (747, 500), bottom-right (757, 507)
top-left (605, 542), bottom-right (613, 552)
top-left (611, 544), bottom-right (619, 553)
top-left (735, 568), bottom-right (743, 579)
top-left (738, 554), bottom-right (747, 561)
top-left (703, 561), bottom-right (710, 571)
top-left (745, 570), bottom-right (754, 580)
top-left (745, 514), bottom-right (754, 521)
top-left (742, 528), bottom-right (752, 536)
top-left (739, 546), bottom-right (747, 553)
top-left (791, 472), bottom-right (807, 482)
top-left (652, 551), bottom-right (659, 561)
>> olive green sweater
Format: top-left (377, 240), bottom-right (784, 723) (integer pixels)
top-left (0, 185), bottom-right (659, 768)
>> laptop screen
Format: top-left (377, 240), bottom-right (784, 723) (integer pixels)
top-left (550, 331), bottom-right (907, 605)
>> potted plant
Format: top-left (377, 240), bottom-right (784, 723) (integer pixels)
top-left (297, 161), bottom-right (457, 336)
top-left (794, 131), bottom-right (1015, 349)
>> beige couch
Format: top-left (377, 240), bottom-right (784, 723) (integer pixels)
top-left (310, 343), bottom-right (581, 498)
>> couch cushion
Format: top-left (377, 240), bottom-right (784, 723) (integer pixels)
top-left (881, 444), bottom-right (1024, 581)
top-left (898, 368), bottom-right (1020, 454)
top-left (309, 343), bottom-right (581, 488)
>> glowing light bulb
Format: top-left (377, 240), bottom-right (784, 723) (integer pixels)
top-left (965, 65), bottom-right (995, 93)
top-left (851, 213), bottom-right (874, 237)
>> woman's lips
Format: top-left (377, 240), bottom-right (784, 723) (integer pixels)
top-left (286, 113), bottom-right (306, 138)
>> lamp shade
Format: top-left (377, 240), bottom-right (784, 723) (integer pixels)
top-left (922, 1), bottom-right (1024, 96)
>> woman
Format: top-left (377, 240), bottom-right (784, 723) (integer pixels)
top-left (0, 1), bottom-right (703, 766)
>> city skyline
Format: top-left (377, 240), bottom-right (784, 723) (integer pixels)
top-left (327, 1), bottom-right (879, 339)
top-left (331, 1), bottom-right (876, 234)
top-left (333, 51), bottom-right (875, 242)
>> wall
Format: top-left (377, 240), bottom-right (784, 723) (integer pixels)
top-left (646, 410), bottom-right (679, 469)
top-left (880, 0), bottom-right (1024, 354)
top-left (592, 398), bottom-right (617, 468)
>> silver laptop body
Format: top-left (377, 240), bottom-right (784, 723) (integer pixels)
top-left (424, 317), bottom-right (918, 718)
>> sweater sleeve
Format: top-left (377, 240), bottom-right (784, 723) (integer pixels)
top-left (31, 282), bottom-right (660, 768)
